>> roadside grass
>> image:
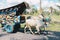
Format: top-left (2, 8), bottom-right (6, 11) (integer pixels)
top-left (46, 22), bottom-right (60, 32)
top-left (46, 14), bottom-right (60, 32)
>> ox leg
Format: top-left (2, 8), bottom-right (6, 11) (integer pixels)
top-left (29, 26), bottom-right (34, 35)
top-left (44, 25), bottom-right (46, 31)
top-left (36, 26), bottom-right (40, 34)
top-left (24, 26), bottom-right (27, 33)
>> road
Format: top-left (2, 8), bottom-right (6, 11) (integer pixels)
top-left (0, 28), bottom-right (60, 40)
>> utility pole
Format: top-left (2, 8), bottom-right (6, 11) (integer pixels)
top-left (40, 0), bottom-right (41, 10)
top-left (40, 0), bottom-right (42, 14)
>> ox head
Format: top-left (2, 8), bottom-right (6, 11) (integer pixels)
top-left (38, 14), bottom-right (51, 27)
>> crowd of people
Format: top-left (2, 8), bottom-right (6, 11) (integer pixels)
top-left (0, 12), bottom-right (20, 28)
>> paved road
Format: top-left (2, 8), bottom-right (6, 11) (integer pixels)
top-left (0, 28), bottom-right (60, 40)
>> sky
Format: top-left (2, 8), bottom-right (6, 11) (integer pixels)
top-left (0, 0), bottom-right (60, 10)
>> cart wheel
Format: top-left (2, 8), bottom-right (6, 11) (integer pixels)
top-left (4, 25), bottom-right (13, 33)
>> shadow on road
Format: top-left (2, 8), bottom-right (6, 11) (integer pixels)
top-left (33, 31), bottom-right (60, 40)
top-left (18, 28), bottom-right (60, 40)
top-left (0, 33), bottom-right (10, 37)
top-left (47, 31), bottom-right (60, 40)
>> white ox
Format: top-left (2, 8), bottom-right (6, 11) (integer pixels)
top-left (24, 15), bottom-right (45, 34)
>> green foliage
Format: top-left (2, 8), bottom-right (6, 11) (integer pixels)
top-left (54, 10), bottom-right (60, 15)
